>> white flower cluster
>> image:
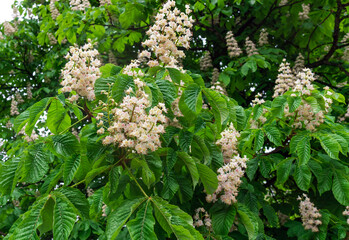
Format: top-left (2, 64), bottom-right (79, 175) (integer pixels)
top-left (200, 51), bottom-right (213, 71)
top-left (226, 31), bottom-right (242, 58)
top-left (193, 208), bottom-right (212, 229)
top-left (48, 33), bottom-right (58, 45)
top-left (299, 4), bottom-right (310, 20)
top-left (297, 194), bottom-right (322, 232)
top-left (258, 28), bottom-right (269, 46)
top-left (343, 206), bottom-right (349, 225)
top-left (18, 125), bottom-right (39, 142)
top-left (108, 51), bottom-right (117, 65)
top-left (10, 97), bottom-right (19, 116)
top-left (61, 40), bottom-right (101, 102)
top-left (279, 0), bottom-right (288, 6)
top-left (15, 91), bottom-right (24, 104)
top-left (3, 21), bottom-right (17, 36)
top-left (216, 123), bottom-right (240, 163)
top-left (27, 83), bottom-right (32, 99)
top-left (206, 155), bottom-right (248, 205)
top-left (252, 93), bottom-right (265, 107)
top-left (245, 37), bottom-right (258, 56)
top-left (70, 0), bottom-right (90, 11)
top-left (100, 0), bottom-right (112, 6)
top-left (101, 79), bottom-right (168, 154)
top-left (210, 68), bottom-right (227, 96)
top-left (139, 1), bottom-right (194, 69)
top-left (293, 53), bottom-right (305, 74)
top-left (49, 0), bottom-right (60, 19)
top-left (273, 59), bottom-right (296, 98)
top-left (293, 68), bottom-right (315, 95)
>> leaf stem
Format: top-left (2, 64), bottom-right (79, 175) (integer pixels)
top-left (123, 162), bottom-right (149, 198)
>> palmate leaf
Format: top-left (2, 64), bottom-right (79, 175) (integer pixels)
top-left (63, 154), bottom-right (81, 185)
top-left (53, 193), bottom-right (77, 240)
top-left (179, 83), bottom-right (202, 120)
top-left (332, 170), bottom-right (349, 205)
top-left (263, 125), bottom-right (282, 146)
top-left (0, 157), bottom-right (20, 196)
top-left (151, 196), bottom-right (204, 240)
top-left (111, 74), bottom-right (135, 102)
top-left (106, 197), bottom-right (147, 240)
top-left (211, 203), bottom-right (236, 235)
top-left (237, 203), bottom-right (260, 240)
top-left (10, 195), bottom-right (49, 240)
top-left (25, 97), bottom-right (51, 135)
top-left (197, 163), bottom-right (218, 195)
top-left (177, 152), bottom-right (199, 187)
top-left (47, 98), bottom-right (71, 135)
top-left (294, 164), bottom-right (312, 191)
top-left (57, 187), bottom-right (90, 219)
top-left (203, 88), bottom-right (229, 127)
top-left (23, 144), bottom-right (49, 183)
top-left (50, 132), bottom-right (80, 157)
top-left (296, 135), bottom-right (311, 165)
top-left (127, 200), bottom-right (157, 240)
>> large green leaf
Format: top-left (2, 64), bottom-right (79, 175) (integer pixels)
top-left (294, 164), bottom-right (311, 191)
top-left (177, 152), bottom-right (199, 187)
top-left (271, 95), bottom-right (287, 118)
top-left (332, 170), bottom-right (349, 205)
top-left (111, 74), bottom-right (135, 102)
top-left (0, 157), bottom-right (20, 195)
top-left (230, 105), bottom-right (246, 131)
top-left (63, 155), bottom-right (81, 185)
top-left (263, 125), bottom-right (282, 146)
top-left (25, 97), bottom-right (51, 135)
top-left (197, 163), bottom-right (218, 194)
top-left (203, 88), bottom-right (229, 127)
top-left (47, 98), bottom-right (71, 134)
top-left (23, 144), bottom-right (49, 183)
top-left (119, 3), bottom-right (144, 29)
top-left (179, 83), bottom-right (202, 119)
top-left (155, 79), bottom-right (177, 107)
top-left (287, 95), bottom-right (302, 113)
top-left (318, 135), bottom-right (340, 159)
top-left (53, 193), bottom-right (77, 240)
top-left (296, 135), bottom-right (311, 165)
top-left (237, 203), bottom-right (259, 240)
top-left (13, 108), bottom-right (30, 133)
top-left (106, 197), bottom-right (147, 240)
top-left (10, 196), bottom-right (49, 240)
top-left (262, 205), bottom-right (279, 227)
top-left (211, 204), bottom-right (236, 235)
top-left (49, 132), bottom-right (80, 157)
top-left (127, 200), bottom-right (157, 240)
top-left (57, 187), bottom-right (90, 219)
top-left (276, 157), bottom-right (294, 186)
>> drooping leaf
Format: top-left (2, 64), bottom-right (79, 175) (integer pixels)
top-left (211, 203), bottom-right (236, 235)
top-left (23, 144), bottom-right (49, 183)
top-left (63, 155), bottom-right (81, 185)
top-left (47, 98), bottom-right (71, 134)
top-left (294, 164), bottom-right (312, 191)
top-left (57, 187), bottom-right (90, 219)
top-left (197, 163), bottom-right (218, 195)
top-left (177, 152), bottom-right (199, 187)
top-left (0, 157), bottom-right (20, 195)
top-left (332, 170), bottom-right (349, 205)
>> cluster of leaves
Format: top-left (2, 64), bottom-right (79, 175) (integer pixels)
top-left (0, 0), bottom-right (349, 239)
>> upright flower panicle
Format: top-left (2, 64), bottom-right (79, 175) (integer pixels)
top-left (127, 0), bottom-right (194, 71)
top-left (258, 28), bottom-right (269, 46)
top-left (27, 83), bottom-right (32, 99)
top-left (273, 59), bottom-right (295, 98)
top-left (50, 0), bottom-right (60, 19)
top-left (210, 68), bottom-right (227, 96)
top-left (100, 0), bottom-right (112, 6)
top-left (101, 79), bottom-right (168, 154)
top-left (299, 4), bottom-right (310, 20)
top-left (343, 206), bottom-right (349, 225)
top-left (226, 31), bottom-right (242, 58)
top-left (200, 51), bottom-right (213, 71)
top-left (245, 37), bottom-right (258, 56)
top-left (216, 123), bottom-right (240, 163)
top-left (10, 97), bottom-right (19, 116)
top-left (61, 39), bottom-right (101, 102)
top-left (70, 0), bottom-right (90, 11)
top-left (206, 155), bottom-right (248, 205)
top-left (293, 53), bottom-right (305, 74)
top-left (193, 208), bottom-right (212, 229)
top-left (3, 21), bottom-right (17, 36)
top-left (298, 194), bottom-right (322, 232)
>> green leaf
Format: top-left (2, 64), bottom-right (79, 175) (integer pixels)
top-left (294, 164), bottom-right (311, 191)
top-left (161, 172), bottom-right (179, 200)
top-left (332, 170), bottom-right (349, 205)
top-left (127, 200), bottom-right (157, 240)
top-left (203, 88), bottom-right (229, 127)
top-left (25, 97), bottom-right (51, 135)
top-left (38, 197), bottom-right (55, 234)
top-left (11, 196), bottom-right (49, 240)
top-left (53, 194), bottom-right (77, 240)
top-left (23, 144), bottom-right (49, 183)
top-left (95, 76), bottom-right (117, 100)
top-left (237, 203), bottom-right (259, 240)
top-left (287, 96), bottom-right (302, 113)
top-left (64, 155), bottom-right (81, 185)
top-left (167, 68), bottom-right (192, 84)
top-left (262, 205), bottom-right (279, 227)
top-left (179, 83), bottom-right (202, 119)
top-left (177, 152), bottom-right (199, 187)
top-left (197, 163), bottom-right (218, 194)
top-left (276, 157), bottom-right (294, 186)
top-left (230, 106), bottom-right (246, 131)
top-left (57, 187), bottom-right (90, 219)
top-left (318, 135), bottom-right (340, 159)
top-left (271, 96), bottom-right (287, 118)
top-left (0, 157), bottom-right (20, 195)
top-left (13, 109), bottom-right (30, 133)
top-left (50, 132), bottom-right (80, 157)
top-left (106, 197), bottom-right (147, 240)
top-left (211, 204), bottom-right (236, 235)
top-left (253, 129), bottom-right (264, 152)
top-left (99, 64), bottom-right (122, 78)
top-left (155, 79), bottom-right (177, 107)
top-left (109, 166), bottom-right (120, 194)
top-left (119, 3), bottom-right (144, 29)
top-left (296, 135), bottom-right (311, 165)
top-left (112, 74), bottom-right (135, 102)
top-left (263, 125), bottom-right (282, 146)
top-left (47, 98), bottom-right (71, 134)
